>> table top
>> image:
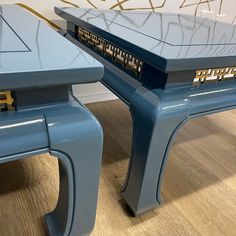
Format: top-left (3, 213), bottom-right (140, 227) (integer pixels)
top-left (0, 5), bottom-right (103, 90)
top-left (55, 7), bottom-right (236, 72)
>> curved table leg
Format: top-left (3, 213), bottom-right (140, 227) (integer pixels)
top-left (121, 87), bottom-right (189, 215)
top-left (44, 104), bottom-right (103, 236)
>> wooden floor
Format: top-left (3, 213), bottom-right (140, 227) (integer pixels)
top-left (0, 100), bottom-right (236, 235)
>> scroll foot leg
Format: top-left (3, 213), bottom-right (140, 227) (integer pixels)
top-left (121, 87), bottom-right (189, 215)
top-left (44, 102), bottom-right (103, 236)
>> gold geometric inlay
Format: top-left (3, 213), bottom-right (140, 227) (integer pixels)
top-left (193, 66), bottom-right (236, 85)
top-left (76, 26), bottom-right (144, 76)
top-left (0, 91), bottom-right (15, 112)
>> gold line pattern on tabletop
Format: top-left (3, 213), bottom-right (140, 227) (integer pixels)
top-left (39, 0), bottom-right (234, 24)
top-left (110, 0), bottom-right (128, 10)
top-left (218, 0), bottom-right (224, 15)
top-left (60, 0), bottom-right (80, 8)
top-left (232, 16), bottom-right (236, 24)
top-left (118, 0), bottom-right (167, 11)
top-left (15, 3), bottom-right (61, 30)
top-left (86, 0), bottom-right (98, 9)
top-left (180, 0), bottom-right (215, 9)
top-left (148, 0), bottom-right (155, 12)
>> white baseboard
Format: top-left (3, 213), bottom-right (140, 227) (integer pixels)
top-left (72, 82), bottom-right (118, 104)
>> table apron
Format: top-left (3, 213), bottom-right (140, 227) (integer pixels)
top-left (0, 113), bottom-right (48, 158)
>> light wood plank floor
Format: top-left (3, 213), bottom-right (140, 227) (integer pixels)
top-left (0, 100), bottom-right (236, 235)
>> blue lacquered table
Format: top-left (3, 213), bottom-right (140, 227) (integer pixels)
top-left (56, 7), bottom-right (236, 215)
top-left (0, 5), bottom-right (104, 236)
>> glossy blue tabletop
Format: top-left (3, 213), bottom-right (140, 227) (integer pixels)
top-left (0, 16), bottom-right (29, 52)
top-left (0, 5), bottom-right (103, 90)
top-left (55, 7), bottom-right (236, 72)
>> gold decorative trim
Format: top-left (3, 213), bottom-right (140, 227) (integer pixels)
top-left (77, 26), bottom-right (143, 76)
top-left (0, 91), bottom-right (15, 111)
top-left (193, 66), bottom-right (236, 85)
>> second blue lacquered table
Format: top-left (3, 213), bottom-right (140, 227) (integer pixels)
top-left (56, 7), bottom-right (236, 215)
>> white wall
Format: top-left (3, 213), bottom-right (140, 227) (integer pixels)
top-left (2, 0), bottom-right (235, 103)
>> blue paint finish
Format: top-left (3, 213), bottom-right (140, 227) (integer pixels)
top-left (0, 95), bottom-right (103, 236)
top-left (0, 112), bottom-right (48, 156)
top-left (0, 15), bottom-right (29, 52)
top-left (55, 7), bottom-right (236, 72)
top-left (0, 5), bottom-right (104, 236)
top-left (56, 7), bottom-right (236, 216)
top-left (45, 97), bottom-right (103, 236)
top-left (0, 5), bottom-right (103, 90)
top-left (121, 83), bottom-right (236, 214)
